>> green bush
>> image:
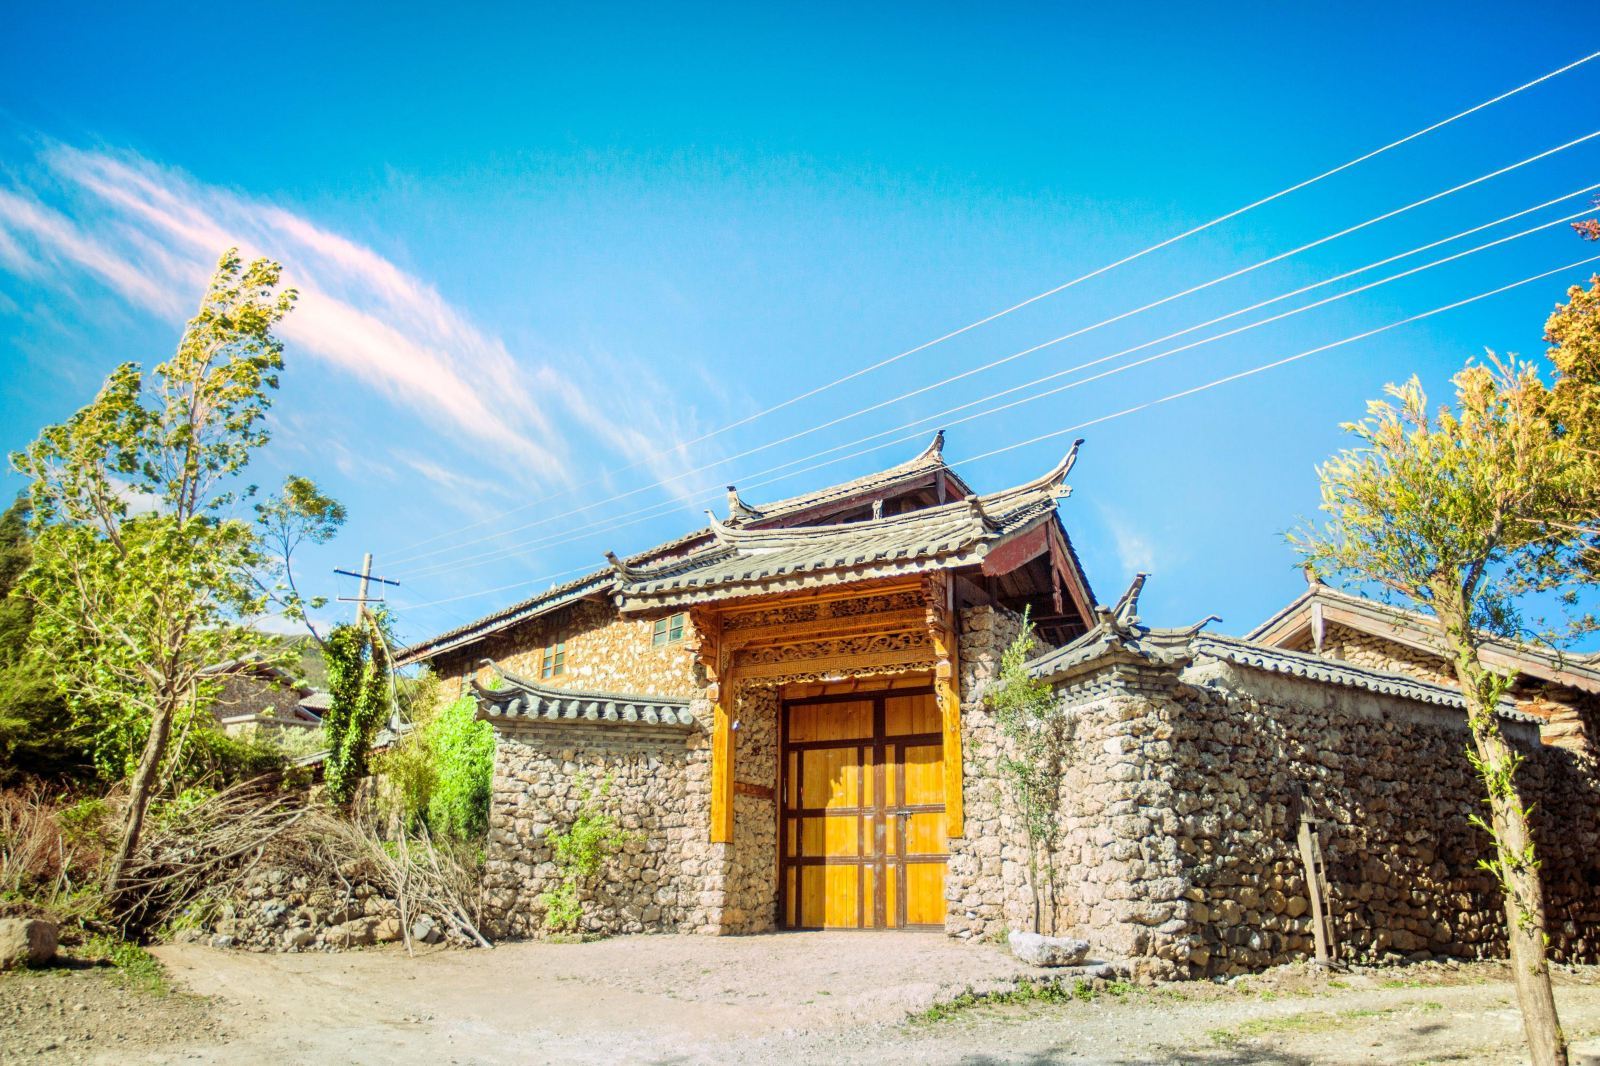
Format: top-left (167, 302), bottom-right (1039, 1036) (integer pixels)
top-left (539, 774), bottom-right (637, 934)
top-left (425, 695), bottom-right (494, 840)
top-left (378, 686), bottom-right (492, 843)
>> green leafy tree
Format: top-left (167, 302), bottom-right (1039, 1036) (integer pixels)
top-left (424, 693), bottom-right (494, 840)
top-left (0, 495), bottom-right (90, 781)
top-left (322, 612), bottom-right (391, 804)
top-left (986, 612), bottom-right (1064, 934)
top-left (10, 250), bottom-right (342, 895)
top-left (1291, 282), bottom-right (1600, 1066)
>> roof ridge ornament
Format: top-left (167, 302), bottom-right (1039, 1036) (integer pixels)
top-left (1043, 438), bottom-right (1085, 498)
top-left (963, 494), bottom-right (1000, 534)
top-left (704, 510), bottom-right (739, 548)
top-left (1112, 572), bottom-right (1148, 628)
top-left (725, 485), bottom-right (765, 524)
top-left (913, 428), bottom-right (947, 465)
top-left (605, 551), bottom-right (646, 582)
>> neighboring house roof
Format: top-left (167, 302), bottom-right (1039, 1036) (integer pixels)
top-left (471, 663), bottom-right (695, 728)
top-left (1027, 575), bottom-right (1540, 723)
top-left (399, 432), bottom-right (1094, 664)
top-left (199, 655), bottom-right (313, 698)
top-left (1248, 581), bottom-right (1600, 697)
top-left (610, 447), bottom-right (1077, 610)
top-left (297, 691), bottom-right (332, 719)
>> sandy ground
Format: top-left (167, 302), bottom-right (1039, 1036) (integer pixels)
top-left (5, 934), bottom-right (1600, 1064)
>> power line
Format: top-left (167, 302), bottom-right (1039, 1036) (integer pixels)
top-left (956, 252), bottom-right (1600, 468)
top-left (385, 49), bottom-right (1600, 564)
top-left (388, 127), bottom-right (1600, 571)
top-left (393, 189), bottom-right (1598, 582)
top-left (399, 253), bottom-right (1600, 623)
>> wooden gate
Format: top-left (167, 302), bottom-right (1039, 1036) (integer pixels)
top-left (779, 689), bottom-right (948, 929)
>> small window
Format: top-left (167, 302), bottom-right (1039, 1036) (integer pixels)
top-left (652, 612), bottom-right (687, 646)
top-left (541, 637), bottom-right (566, 679)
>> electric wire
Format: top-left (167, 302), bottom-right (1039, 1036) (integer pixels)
top-left (384, 50), bottom-right (1600, 563)
top-left (398, 253), bottom-right (1600, 622)
top-left (388, 128), bottom-right (1600, 570)
top-left (393, 193), bottom-right (1597, 582)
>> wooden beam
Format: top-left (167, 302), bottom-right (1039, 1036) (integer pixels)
top-left (980, 521), bottom-right (1049, 577)
top-left (725, 607), bottom-right (927, 648)
top-left (924, 573), bottom-right (965, 839)
top-left (717, 577), bottom-right (924, 616)
top-left (736, 645), bottom-right (931, 680)
top-left (692, 607), bottom-right (736, 845)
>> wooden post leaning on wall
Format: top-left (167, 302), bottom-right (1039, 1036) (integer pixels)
top-left (691, 607), bottom-right (736, 844)
top-left (924, 572), bottom-right (965, 838)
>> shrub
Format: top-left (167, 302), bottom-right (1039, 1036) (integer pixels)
top-left (540, 774), bottom-right (637, 934)
top-left (425, 696), bottom-right (493, 841)
top-left (378, 685), bottom-right (492, 844)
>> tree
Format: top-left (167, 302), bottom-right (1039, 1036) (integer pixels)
top-left (1291, 286), bottom-right (1600, 1066)
top-left (0, 494), bottom-right (89, 781)
top-left (321, 612), bottom-right (391, 804)
top-left (10, 249), bottom-right (342, 895)
top-left (986, 612), bottom-right (1065, 935)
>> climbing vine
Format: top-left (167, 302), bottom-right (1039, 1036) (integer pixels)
top-left (540, 774), bottom-right (638, 934)
top-left (322, 612), bottom-right (390, 804)
top-left (987, 610), bottom-right (1066, 935)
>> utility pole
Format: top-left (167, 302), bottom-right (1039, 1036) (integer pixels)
top-left (335, 553), bottom-right (400, 622)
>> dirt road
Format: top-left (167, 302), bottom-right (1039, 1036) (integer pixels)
top-left (5, 934), bottom-right (1599, 1064)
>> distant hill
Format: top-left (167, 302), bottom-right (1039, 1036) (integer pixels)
top-left (273, 634), bottom-right (328, 690)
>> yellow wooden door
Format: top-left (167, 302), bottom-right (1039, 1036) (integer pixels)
top-left (781, 691), bottom-right (947, 929)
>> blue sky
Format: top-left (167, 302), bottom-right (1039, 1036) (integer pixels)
top-left (2, 3), bottom-right (1599, 648)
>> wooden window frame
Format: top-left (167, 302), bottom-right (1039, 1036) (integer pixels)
top-left (540, 634), bottom-right (566, 679)
top-left (652, 612), bottom-right (687, 647)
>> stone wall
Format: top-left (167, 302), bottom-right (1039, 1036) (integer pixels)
top-left (1311, 621), bottom-right (1457, 687)
top-left (481, 718), bottom-right (722, 938)
top-left (944, 603), bottom-right (1034, 941)
top-left (434, 598), bottom-right (700, 701)
top-left (1042, 647), bottom-right (1600, 979)
top-left (724, 683), bottom-right (780, 934)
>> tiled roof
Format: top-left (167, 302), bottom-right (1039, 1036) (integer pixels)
top-left (1248, 582), bottom-right (1600, 695)
top-left (612, 445), bottom-right (1079, 610)
top-left (736, 430), bottom-right (973, 522)
top-left (1028, 611), bottom-right (1540, 723)
top-left (399, 433), bottom-right (1050, 663)
top-left (397, 569), bottom-right (615, 665)
top-left (471, 663), bottom-right (695, 729)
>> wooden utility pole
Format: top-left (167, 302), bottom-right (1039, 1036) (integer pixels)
top-left (335, 553), bottom-right (400, 622)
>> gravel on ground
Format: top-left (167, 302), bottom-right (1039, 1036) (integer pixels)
top-left (4, 933), bottom-right (1599, 1064)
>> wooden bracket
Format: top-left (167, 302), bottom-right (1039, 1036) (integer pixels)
top-left (924, 572), bottom-right (965, 838)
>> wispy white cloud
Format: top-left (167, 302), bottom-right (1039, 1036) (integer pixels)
top-left (0, 142), bottom-right (722, 505)
top-left (1099, 504), bottom-right (1160, 576)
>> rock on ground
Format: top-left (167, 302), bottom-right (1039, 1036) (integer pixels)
top-left (1008, 930), bottom-right (1090, 967)
top-left (0, 918), bottom-right (58, 970)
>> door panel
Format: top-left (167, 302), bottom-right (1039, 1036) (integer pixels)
top-left (780, 690), bottom-right (947, 929)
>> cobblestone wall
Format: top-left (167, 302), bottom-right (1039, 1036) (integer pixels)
top-left (1045, 649), bottom-right (1600, 979)
top-left (724, 683), bottom-right (780, 934)
top-left (481, 718), bottom-right (723, 938)
top-left (944, 604), bottom-right (1034, 941)
top-left (434, 598), bottom-right (700, 700)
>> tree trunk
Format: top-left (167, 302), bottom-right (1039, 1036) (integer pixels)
top-left (104, 700), bottom-right (175, 896)
top-left (1471, 718), bottom-right (1568, 1066)
top-left (1437, 594), bottom-right (1568, 1066)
